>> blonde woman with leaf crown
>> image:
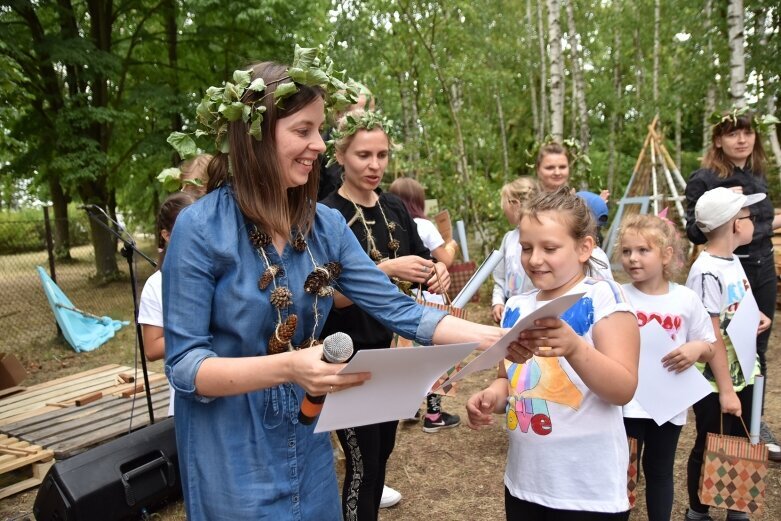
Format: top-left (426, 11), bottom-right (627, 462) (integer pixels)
top-left (320, 110), bottom-right (458, 520)
top-left (163, 52), bottom-right (514, 520)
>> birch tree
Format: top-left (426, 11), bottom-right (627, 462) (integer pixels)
top-left (537, 0), bottom-right (549, 139)
top-left (703, 0), bottom-right (717, 149)
top-left (653, 0), bottom-right (660, 110)
top-left (727, 0), bottom-right (746, 108)
top-left (547, 0), bottom-right (564, 142)
top-left (565, 0), bottom-right (589, 153)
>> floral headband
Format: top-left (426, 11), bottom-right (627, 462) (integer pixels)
top-left (325, 110), bottom-right (396, 167)
top-left (708, 106), bottom-right (780, 135)
top-left (163, 43), bottom-right (359, 163)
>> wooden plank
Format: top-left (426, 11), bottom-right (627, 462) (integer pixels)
top-left (47, 404), bottom-right (170, 459)
top-left (0, 458), bottom-right (54, 500)
top-left (1, 378), bottom-right (170, 435)
top-left (0, 368), bottom-right (164, 425)
top-left (0, 367), bottom-right (129, 412)
top-left (0, 386), bottom-right (26, 399)
top-left (10, 389), bottom-right (169, 441)
top-left (74, 391), bottom-right (102, 406)
top-left (0, 370), bottom-right (129, 410)
top-left (0, 365), bottom-right (123, 403)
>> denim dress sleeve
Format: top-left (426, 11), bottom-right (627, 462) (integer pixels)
top-left (162, 202), bottom-right (218, 402)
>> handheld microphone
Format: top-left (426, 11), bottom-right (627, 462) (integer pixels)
top-left (298, 332), bottom-right (353, 425)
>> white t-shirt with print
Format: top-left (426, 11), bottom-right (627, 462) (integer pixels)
top-left (685, 251), bottom-right (759, 392)
top-left (621, 282), bottom-right (716, 425)
top-left (137, 270), bottom-right (175, 417)
top-left (501, 277), bottom-right (633, 513)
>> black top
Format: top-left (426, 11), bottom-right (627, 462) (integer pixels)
top-left (316, 129), bottom-right (343, 201)
top-left (319, 190), bottom-right (430, 349)
top-left (684, 165), bottom-right (774, 261)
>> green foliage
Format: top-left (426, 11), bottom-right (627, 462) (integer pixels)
top-left (0, 206), bottom-right (90, 255)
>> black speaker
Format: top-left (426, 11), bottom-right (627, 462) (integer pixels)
top-left (33, 417), bottom-right (181, 521)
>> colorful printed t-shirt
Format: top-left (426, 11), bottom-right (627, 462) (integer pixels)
top-left (501, 277), bottom-right (633, 513)
top-left (621, 282), bottom-right (715, 425)
top-left (685, 250), bottom-right (760, 392)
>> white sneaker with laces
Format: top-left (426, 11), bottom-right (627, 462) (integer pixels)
top-left (380, 485), bottom-right (402, 508)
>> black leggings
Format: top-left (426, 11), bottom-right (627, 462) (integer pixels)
top-left (623, 418), bottom-right (682, 521)
top-left (686, 388), bottom-right (753, 513)
top-left (337, 420), bottom-right (398, 521)
top-left (505, 488), bottom-right (629, 521)
top-left (740, 253), bottom-right (776, 377)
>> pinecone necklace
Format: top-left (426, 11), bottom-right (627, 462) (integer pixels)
top-left (339, 188), bottom-right (411, 294)
top-left (338, 188), bottom-right (400, 263)
top-left (250, 225), bottom-right (342, 354)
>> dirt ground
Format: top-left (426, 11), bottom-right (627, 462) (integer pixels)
top-left (1, 303), bottom-right (780, 520)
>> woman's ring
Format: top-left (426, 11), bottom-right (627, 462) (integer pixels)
top-left (329, 385), bottom-right (334, 393)
top-left (421, 266), bottom-right (429, 274)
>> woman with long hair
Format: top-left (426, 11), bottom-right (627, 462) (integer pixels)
top-left (163, 54), bottom-right (510, 520)
top-left (684, 109), bottom-right (781, 465)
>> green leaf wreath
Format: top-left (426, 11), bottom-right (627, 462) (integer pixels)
top-left (324, 110), bottom-right (397, 167)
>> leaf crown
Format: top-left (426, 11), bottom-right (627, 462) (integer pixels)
top-left (325, 110), bottom-right (397, 167)
top-left (708, 105), bottom-right (780, 135)
top-left (164, 43), bottom-right (360, 162)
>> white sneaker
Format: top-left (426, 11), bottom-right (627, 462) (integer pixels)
top-left (380, 485), bottom-right (402, 508)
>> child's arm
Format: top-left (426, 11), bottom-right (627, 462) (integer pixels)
top-left (142, 324), bottom-right (165, 361)
top-left (492, 247), bottom-right (508, 324)
top-left (520, 311), bottom-right (639, 405)
top-left (661, 341), bottom-right (713, 373)
top-left (707, 316), bottom-right (741, 416)
top-left (466, 366), bottom-right (510, 429)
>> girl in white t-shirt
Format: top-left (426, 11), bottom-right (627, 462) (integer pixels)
top-left (491, 177), bottom-right (536, 324)
top-left (467, 187), bottom-right (639, 520)
top-left (617, 214), bottom-right (716, 521)
top-left (137, 191), bottom-right (196, 416)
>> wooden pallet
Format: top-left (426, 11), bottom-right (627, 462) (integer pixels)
top-left (0, 434), bottom-right (54, 500)
top-left (0, 364), bottom-right (165, 427)
top-left (1, 377), bottom-right (170, 459)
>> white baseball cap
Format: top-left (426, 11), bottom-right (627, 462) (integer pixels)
top-left (695, 187), bottom-right (766, 233)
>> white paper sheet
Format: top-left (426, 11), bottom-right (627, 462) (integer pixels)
top-left (634, 321), bottom-right (713, 426)
top-left (434, 292), bottom-right (586, 390)
top-left (313, 342), bottom-right (479, 433)
top-left (726, 289), bottom-right (760, 381)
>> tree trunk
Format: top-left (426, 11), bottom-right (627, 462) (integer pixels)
top-left (537, 0), bottom-right (549, 139)
top-left (756, 9), bottom-right (781, 176)
top-left (547, 0), bottom-right (564, 142)
top-left (634, 28), bottom-right (644, 100)
top-left (164, 0), bottom-right (181, 184)
top-left (608, 30), bottom-right (621, 195)
top-left (48, 177), bottom-right (72, 260)
top-left (565, 0), bottom-right (589, 153)
top-left (766, 94), bottom-right (781, 181)
top-left (495, 91), bottom-right (510, 182)
top-left (85, 0), bottom-right (119, 281)
top-left (525, 0), bottom-right (541, 140)
top-left (653, 0), bottom-right (660, 110)
top-left (727, 0), bottom-right (746, 108)
top-left (703, 0), bottom-right (716, 151)
top-left (675, 105), bottom-right (682, 171)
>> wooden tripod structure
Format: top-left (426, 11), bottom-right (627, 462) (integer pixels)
top-left (604, 116), bottom-right (690, 261)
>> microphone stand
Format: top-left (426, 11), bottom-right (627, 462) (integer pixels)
top-left (81, 205), bottom-right (157, 425)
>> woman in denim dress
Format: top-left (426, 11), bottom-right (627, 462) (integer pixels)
top-left (163, 59), bottom-right (508, 520)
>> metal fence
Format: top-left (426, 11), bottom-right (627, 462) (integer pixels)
top-left (0, 207), bottom-right (155, 352)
